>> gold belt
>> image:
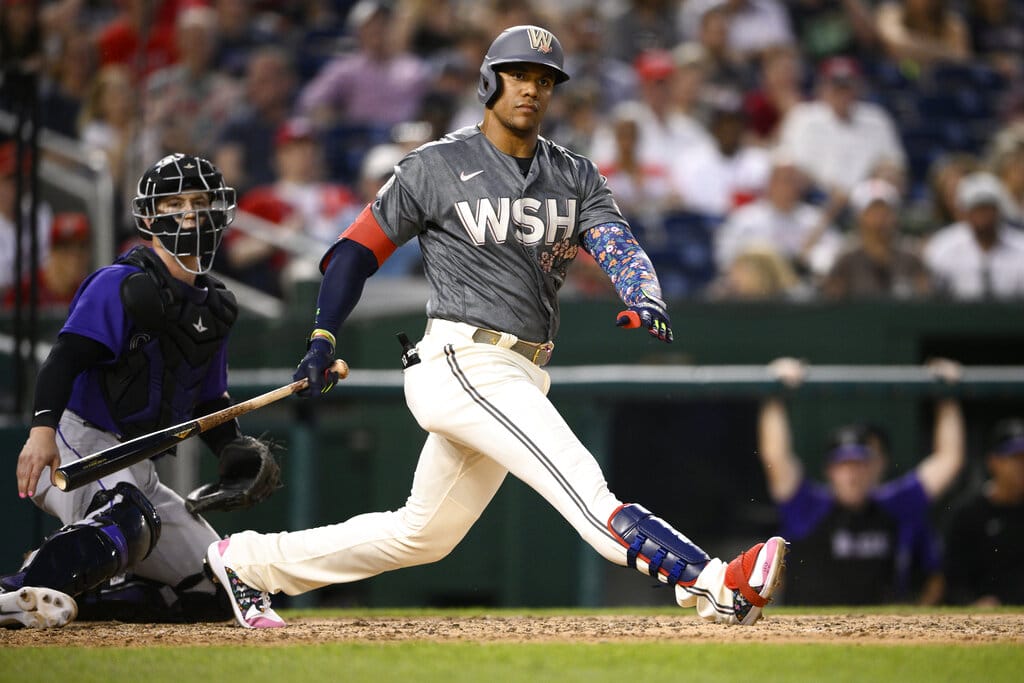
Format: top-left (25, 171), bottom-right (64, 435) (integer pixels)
top-left (470, 328), bottom-right (554, 367)
top-left (425, 320), bottom-right (554, 366)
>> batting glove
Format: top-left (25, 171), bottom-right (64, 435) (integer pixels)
top-left (294, 330), bottom-right (341, 396)
top-left (617, 295), bottom-right (673, 343)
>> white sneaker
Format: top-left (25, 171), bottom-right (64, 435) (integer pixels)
top-left (206, 538), bottom-right (285, 629)
top-left (0, 587), bottom-right (78, 628)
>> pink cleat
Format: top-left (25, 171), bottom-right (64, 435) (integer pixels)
top-left (723, 536), bottom-right (788, 625)
top-left (206, 538), bottom-right (285, 629)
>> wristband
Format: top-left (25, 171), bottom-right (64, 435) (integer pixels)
top-left (308, 328), bottom-right (336, 350)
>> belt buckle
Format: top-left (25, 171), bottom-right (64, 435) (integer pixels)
top-left (531, 342), bottom-right (554, 366)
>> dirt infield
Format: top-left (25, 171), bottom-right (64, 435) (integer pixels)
top-left (2, 613), bottom-right (1022, 647)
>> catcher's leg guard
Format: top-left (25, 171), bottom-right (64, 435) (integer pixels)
top-left (607, 503), bottom-right (710, 586)
top-left (20, 483), bottom-right (161, 597)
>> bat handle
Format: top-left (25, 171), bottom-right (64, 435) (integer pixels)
top-left (616, 310), bottom-right (641, 329)
top-left (330, 358), bottom-right (350, 380)
top-left (53, 469), bottom-right (69, 492)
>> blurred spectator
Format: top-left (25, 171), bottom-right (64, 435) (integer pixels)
top-left (680, 0), bottom-right (794, 61)
top-left (144, 4), bottom-right (242, 157)
top-left (987, 130), bottom-right (1024, 223)
top-left (605, 0), bottom-right (679, 63)
top-left (944, 417), bottom-right (1024, 606)
top-left (78, 64), bottom-right (161, 213)
top-left (3, 212), bottom-right (91, 309)
top-left (213, 46), bottom-right (297, 194)
top-left (777, 56), bottom-right (907, 194)
top-left (964, 0), bottom-right (1024, 80)
top-left (296, 0), bottom-right (431, 128)
top-left (875, 0), bottom-right (970, 74)
top-left (758, 357), bottom-right (965, 605)
top-left (787, 0), bottom-right (878, 63)
top-left (560, 5), bottom-right (639, 111)
top-left (0, 0), bottom-right (43, 74)
top-left (692, 3), bottom-right (756, 97)
top-left (924, 171), bottom-right (1024, 299)
top-left (37, 31), bottom-right (96, 139)
top-left (548, 85), bottom-right (602, 158)
top-left (823, 178), bottom-right (933, 299)
top-left (221, 118), bottom-right (360, 295)
top-left (715, 155), bottom-right (842, 280)
top-left (393, 0), bottom-right (460, 59)
top-left (670, 91), bottom-right (770, 217)
top-left (924, 152), bottom-right (982, 227)
top-left (597, 101), bottom-right (681, 237)
top-left (705, 246), bottom-right (803, 300)
top-left (743, 44), bottom-right (806, 145)
top-left (211, 0), bottom-right (283, 78)
top-left (95, 0), bottom-right (180, 79)
top-left (591, 49), bottom-right (711, 176)
top-left (0, 142), bottom-right (53, 294)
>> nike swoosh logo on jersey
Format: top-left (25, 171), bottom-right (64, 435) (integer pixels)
top-left (460, 170), bottom-right (484, 181)
top-left (34, 409), bottom-right (51, 417)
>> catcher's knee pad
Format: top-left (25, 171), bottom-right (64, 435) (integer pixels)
top-left (21, 483), bottom-right (162, 597)
top-left (608, 504), bottom-right (710, 586)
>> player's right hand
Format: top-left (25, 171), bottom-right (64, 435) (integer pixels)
top-left (294, 337), bottom-right (341, 396)
top-left (16, 427), bottom-right (61, 498)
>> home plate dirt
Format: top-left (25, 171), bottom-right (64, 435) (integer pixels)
top-left (2, 613), bottom-right (1022, 647)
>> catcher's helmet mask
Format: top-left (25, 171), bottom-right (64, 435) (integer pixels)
top-left (132, 153), bottom-right (236, 275)
top-left (477, 25), bottom-right (570, 107)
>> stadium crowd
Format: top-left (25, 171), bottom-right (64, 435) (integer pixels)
top-left (3, 0), bottom-right (1024, 303)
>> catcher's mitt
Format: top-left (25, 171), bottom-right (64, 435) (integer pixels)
top-left (185, 435), bottom-right (281, 514)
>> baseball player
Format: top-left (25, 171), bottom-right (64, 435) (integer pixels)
top-left (207, 26), bottom-right (787, 629)
top-left (0, 154), bottom-right (280, 629)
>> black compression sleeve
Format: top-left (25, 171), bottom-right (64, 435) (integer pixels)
top-left (31, 333), bottom-right (112, 429)
top-left (313, 239), bottom-right (380, 334)
top-left (196, 395), bottom-right (241, 455)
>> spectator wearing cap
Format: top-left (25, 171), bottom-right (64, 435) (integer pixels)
top-left (0, 142), bottom-right (54, 294)
top-left (875, 0), bottom-right (970, 73)
top-left (222, 118), bottom-right (360, 296)
top-left (944, 417), bottom-right (1024, 606)
top-left (3, 212), bottom-right (91, 309)
top-left (296, 0), bottom-right (431, 128)
top-left (213, 46), bottom-right (298, 195)
top-left (590, 49), bottom-right (711, 182)
top-left (923, 171), bottom-right (1024, 299)
top-left (716, 154), bottom-right (843, 282)
top-left (823, 178), bottom-right (933, 299)
top-left (776, 56), bottom-right (906, 195)
top-left (758, 357), bottom-right (965, 605)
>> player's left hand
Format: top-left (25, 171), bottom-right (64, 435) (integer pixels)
top-left (294, 336), bottom-right (341, 396)
top-left (185, 435), bottom-right (281, 514)
top-left (616, 299), bottom-right (673, 343)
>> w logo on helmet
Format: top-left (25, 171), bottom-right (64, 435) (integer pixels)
top-left (527, 27), bottom-right (553, 54)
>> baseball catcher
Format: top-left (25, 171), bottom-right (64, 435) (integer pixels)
top-left (1, 154), bottom-right (280, 629)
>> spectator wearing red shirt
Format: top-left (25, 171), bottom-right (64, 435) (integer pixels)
top-left (4, 212), bottom-right (91, 309)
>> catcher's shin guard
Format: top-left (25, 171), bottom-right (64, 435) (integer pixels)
top-left (21, 483), bottom-right (161, 597)
top-left (608, 504), bottom-right (710, 586)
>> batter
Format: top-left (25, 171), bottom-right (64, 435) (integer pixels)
top-left (207, 26), bottom-right (787, 629)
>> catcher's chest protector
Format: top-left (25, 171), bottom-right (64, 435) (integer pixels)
top-left (103, 247), bottom-right (238, 439)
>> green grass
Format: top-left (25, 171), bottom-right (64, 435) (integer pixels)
top-left (2, 607), bottom-right (1022, 683)
top-left (2, 642), bottom-right (1021, 683)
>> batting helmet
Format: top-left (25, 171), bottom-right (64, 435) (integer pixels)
top-left (477, 25), bottom-right (570, 106)
top-left (131, 153), bottom-right (236, 274)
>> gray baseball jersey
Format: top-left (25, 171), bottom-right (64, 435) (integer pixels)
top-left (371, 125), bottom-right (627, 342)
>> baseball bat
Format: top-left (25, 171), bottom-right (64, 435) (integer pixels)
top-left (52, 359), bottom-right (349, 492)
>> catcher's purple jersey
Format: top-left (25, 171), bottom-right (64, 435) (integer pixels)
top-left (60, 264), bottom-right (229, 435)
top-left (372, 125), bottom-right (627, 342)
